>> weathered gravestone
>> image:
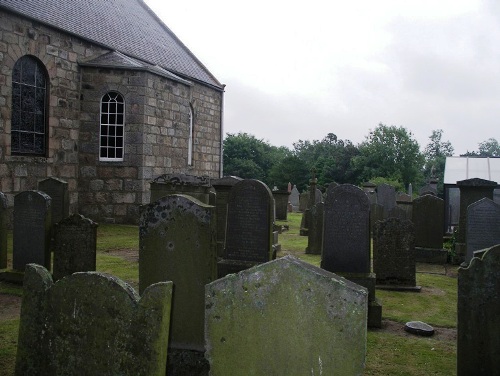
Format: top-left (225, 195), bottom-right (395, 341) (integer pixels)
top-left (299, 191), bottom-right (309, 212)
top-left (373, 218), bottom-right (420, 291)
top-left (16, 264), bottom-right (172, 376)
top-left (305, 202), bottom-right (324, 255)
top-left (376, 183), bottom-right (396, 217)
top-left (370, 203), bottom-right (384, 232)
top-left (412, 194), bottom-right (446, 263)
top-left (38, 177), bottom-right (69, 227)
top-left (387, 205), bottom-right (407, 220)
top-left (218, 179), bottom-right (274, 278)
top-left (205, 255), bottom-right (368, 376)
top-left (419, 183), bottom-right (437, 196)
top-left (272, 189), bottom-right (290, 220)
top-left (289, 185), bottom-right (300, 211)
top-left (211, 176), bottom-right (243, 257)
top-left (139, 194), bottom-right (216, 354)
top-left (150, 173), bottom-right (214, 205)
top-left (321, 183), bottom-right (382, 327)
top-left (53, 214), bottom-right (98, 281)
top-left (457, 244), bottom-right (500, 376)
top-left (466, 198), bottom-right (500, 263)
top-left (13, 191), bottom-right (51, 271)
top-left (0, 192), bottom-right (8, 269)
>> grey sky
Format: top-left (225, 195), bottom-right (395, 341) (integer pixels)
top-left (145, 0), bottom-right (499, 155)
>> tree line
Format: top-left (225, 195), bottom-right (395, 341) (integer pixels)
top-left (223, 123), bottom-right (499, 195)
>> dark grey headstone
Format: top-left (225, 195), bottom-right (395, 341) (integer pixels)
top-left (15, 264), bottom-right (172, 375)
top-left (0, 192), bottom-right (8, 269)
top-left (139, 194), bottom-right (216, 352)
top-left (419, 184), bottom-right (437, 196)
top-left (374, 218), bottom-right (417, 287)
top-left (466, 198), bottom-right (500, 262)
top-left (404, 321), bottom-right (434, 336)
top-left (387, 205), bottom-right (407, 220)
top-left (370, 203), bottom-right (384, 232)
top-left (412, 194), bottom-right (444, 249)
top-left (38, 177), bottom-right (69, 227)
top-left (305, 202), bottom-right (324, 255)
top-left (376, 184), bottom-right (396, 214)
top-left (13, 191), bottom-right (52, 271)
top-left (150, 173), bottom-right (213, 204)
top-left (53, 214), bottom-right (98, 280)
top-left (321, 184), bottom-right (370, 274)
top-left (299, 191), bottom-right (308, 212)
top-left (458, 245), bottom-right (500, 376)
top-left (272, 190), bottom-right (290, 220)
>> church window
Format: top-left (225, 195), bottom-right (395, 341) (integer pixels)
top-left (100, 92), bottom-right (125, 161)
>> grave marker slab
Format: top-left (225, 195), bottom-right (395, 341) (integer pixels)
top-left (289, 185), bottom-right (300, 211)
top-left (38, 177), bottom-right (69, 227)
top-left (139, 194), bottom-right (216, 352)
top-left (205, 256), bottom-right (368, 376)
top-left (466, 198), bottom-right (500, 262)
top-left (150, 173), bottom-right (213, 205)
top-left (16, 264), bottom-right (172, 376)
top-left (376, 183), bottom-right (396, 215)
top-left (13, 191), bottom-right (51, 271)
top-left (0, 192), bottom-right (7, 269)
top-left (272, 190), bottom-right (290, 220)
top-left (53, 214), bottom-right (98, 280)
top-left (305, 202), bottom-right (324, 255)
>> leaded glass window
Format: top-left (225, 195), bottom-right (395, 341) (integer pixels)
top-left (11, 56), bottom-right (47, 155)
top-left (99, 92), bottom-right (124, 161)
top-left (188, 105), bottom-right (194, 166)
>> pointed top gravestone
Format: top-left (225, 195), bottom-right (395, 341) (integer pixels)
top-left (321, 184), bottom-right (371, 274)
top-left (15, 264), bottom-right (172, 376)
top-left (466, 198), bottom-right (500, 262)
top-left (205, 255), bottom-right (368, 376)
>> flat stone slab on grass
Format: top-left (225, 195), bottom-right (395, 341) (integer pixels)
top-left (404, 321), bottom-right (435, 336)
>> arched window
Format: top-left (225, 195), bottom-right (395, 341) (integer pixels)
top-left (100, 92), bottom-right (124, 161)
top-left (11, 56), bottom-right (48, 155)
top-left (188, 105), bottom-right (194, 166)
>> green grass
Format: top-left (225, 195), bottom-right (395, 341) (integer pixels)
top-left (0, 319), bottom-right (19, 376)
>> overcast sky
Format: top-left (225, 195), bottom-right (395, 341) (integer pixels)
top-left (144, 0), bottom-right (499, 156)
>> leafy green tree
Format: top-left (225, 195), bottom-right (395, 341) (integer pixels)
top-left (478, 138), bottom-right (500, 157)
top-left (353, 123), bottom-right (424, 187)
top-left (268, 155), bottom-right (310, 191)
top-left (423, 129), bottom-right (454, 195)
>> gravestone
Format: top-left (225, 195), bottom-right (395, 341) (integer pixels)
top-left (38, 177), bottom-right (69, 227)
top-left (0, 192), bottom-right (8, 269)
top-left (373, 218), bottom-right (420, 290)
top-left (218, 179), bottom-right (274, 278)
top-left (370, 203), bottom-right (384, 232)
top-left (13, 191), bottom-right (52, 271)
top-left (211, 176), bottom-right (242, 257)
top-left (396, 193), bottom-right (412, 202)
top-left (466, 198), bottom-right (500, 263)
top-left (455, 178), bottom-right (498, 262)
top-left (305, 202), bottom-right (324, 255)
top-left (419, 183), bottom-right (437, 196)
top-left (412, 194), bottom-right (446, 263)
top-left (205, 256), bottom-right (368, 375)
top-left (53, 214), bottom-right (98, 281)
top-left (321, 184), bottom-right (382, 327)
top-left (289, 185), bottom-right (300, 211)
top-left (150, 173), bottom-right (214, 205)
top-left (299, 191), bottom-right (308, 212)
top-left (376, 183), bottom-right (396, 216)
top-left (15, 264), bottom-right (172, 376)
top-left (396, 199), bottom-right (413, 220)
top-left (387, 205), bottom-right (407, 220)
top-left (139, 194), bottom-right (216, 353)
top-left (272, 189), bottom-right (290, 220)
top-left (457, 245), bottom-right (500, 376)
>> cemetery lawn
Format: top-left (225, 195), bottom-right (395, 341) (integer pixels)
top-left (0, 215), bottom-right (458, 375)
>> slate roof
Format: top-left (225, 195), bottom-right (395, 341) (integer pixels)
top-left (444, 157), bottom-right (500, 185)
top-left (0, 0), bottom-right (223, 90)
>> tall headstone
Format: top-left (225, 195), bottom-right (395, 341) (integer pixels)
top-left (0, 192), bottom-right (8, 269)
top-left (299, 191), bottom-right (308, 212)
top-left (149, 173), bottom-right (214, 205)
top-left (205, 256), bottom-right (368, 376)
top-left (376, 183), bottom-right (396, 216)
top-left (321, 184), bottom-right (382, 327)
top-left (16, 264), bottom-right (172, 376)
top-left (38, 177), bottom-right (69, 227)
top-left (13, 191), bottom-right (52, 271)
top-left (456, 178), bottom-right (497, 262)
top-left (370, 203), bottom-right (384, 232)
top-left (53, 214), bottom-right (98, 281)
top-left (272, 189), bottom-right (290, 220)
top-left (412, 194), bottom-right (446, 263)
top-left (211, 176), bottom-right (243, 257)
top-left (305, 202), bottom-right (324, 255)
top-left (373, 218), bottom-right (419, 290)
top-left (457, 245), bottom-right (500, 376)
top-left (218, 179), bottom-right (274, 277)
top-left (289, 185), bottom-right (300, 211)
top-left (139, 194), bottom-right (216, 352)
top-left (466, 198), bottom-right (500, 263)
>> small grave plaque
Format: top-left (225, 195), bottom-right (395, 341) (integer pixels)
top-left (404, 321), bottom-right (434, 336)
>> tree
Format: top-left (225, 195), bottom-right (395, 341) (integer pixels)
top-left (268, 155), bottom-right (310, 191)
top-left (353, 123), bottom-right (424, 187)
top-left (422, 129), bottom-right (454, 195)
top-left (478, 138), bottom-right (500, 157)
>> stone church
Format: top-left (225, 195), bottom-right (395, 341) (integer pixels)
top-left (0, 0), bottom-right (224, 223)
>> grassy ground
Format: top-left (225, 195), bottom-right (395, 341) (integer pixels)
top-left (0, 212), bottom-right (457, 375)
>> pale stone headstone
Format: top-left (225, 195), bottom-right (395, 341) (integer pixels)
top-left (205, 256), bottom-right (368, 375)
top-left (458, 245), bottom-right (500, 376)
top-left (53, 214), bottom-right (98, 280)
top-left (38, 177), bottom-right (69, 227)
top-left (16, 264), bottom-right (172, 376)
top-left (466, 198), bottom-right (500, 262)
top-left (373, 218), bottom-right (419, 290)
top-left (289, 185), bottom-right (300, 211)
top-left (305, 202), bottom-right (324, 255)
top-left (0, 192), bottom-right (8, 269)
top-left (150, 173), bottom-right (213, 205)
top-left (13, 191), bottom-right (52, 271)
top-left (218, 179), bottom-right (274, 277)
top-left (139, 194), bottom-right (216, 352)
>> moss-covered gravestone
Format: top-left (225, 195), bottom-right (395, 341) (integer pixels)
top-left (139, 194), bottom-right (216, 352)
top-left (458, 245), bottom-right (500, 376)
top-left (15, 264), bottom-right (172, 376)
top-left (205, 255), bottom-right (368, 375)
